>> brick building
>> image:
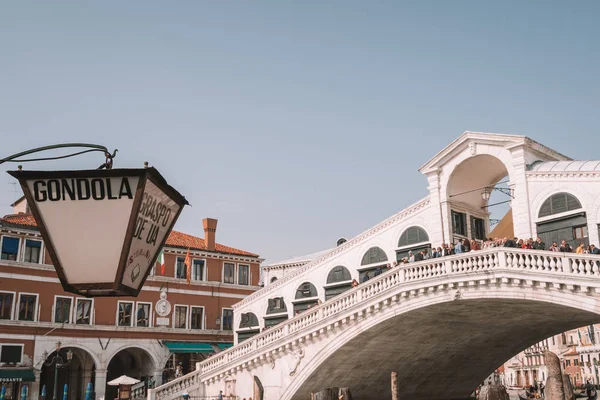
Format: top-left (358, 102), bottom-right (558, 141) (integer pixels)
top-left (0, 198), bottom-right (262, 400)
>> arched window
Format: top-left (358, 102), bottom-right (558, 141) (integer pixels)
top-left (270, 277), bottom-right (278, 283)
top-left (295, 282), bottom-right (318, 299)
top-left (239, 312), bottom-right (259, 329)
top-left (264, 297), bottom-right (288, 328)
top-left (336, 238), bottom-right (347, 247)
top-left (326, 266), bottom-right (352, 284)
top-left (361, 247), bottom-right (388, 266)
top-left (325, 266), bottom-right (353, 300)
top-left (538, 193), bottom-right (582, 218)
top-left (398, 226), bottom-right (429, 247)
top-left (266, 297), bottom-right (287, 314)
top-left (293, 282), bottom-right (319, 314)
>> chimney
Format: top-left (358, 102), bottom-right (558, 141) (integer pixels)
top-left (203, 218), bottom-right (218, 251)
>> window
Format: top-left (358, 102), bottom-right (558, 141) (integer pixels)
top-left (0, 293), bottom-right (14, 320)
top-left (266, 297), bottom-right (287, 314)
top-left (326, 266), bottom-right (352, 284)
top-left (192, 259), bottom-right (205, 281)
top-left (239, 312), bottom-right (259, 329)
top-left (0, 345), bottom-right (23, 364)
top-left (566, 359), bottom-right (571, 366)
top-left (452, 211), bottom-right (467, 236)
top-left (539, 193), bottom-right (582, 218)
top-left (222, 308), bottom-right (233, 331)
top-left (54, 297), bottom-right (72, 323)
top-left (190, 307), bottom-right (204, 330)
top-left (223, 263), bottom-right (235, 284)
top-left (75, 299), bottom-right (92, 325)
top-left (23, 240), bottom-right (42, 263)
top-left (175, 257), bottom-right (186, 279)
top-left (136, 303), bottom-right (151, 327)
top-left (0, 237), bottom-right (20, 261)
top-left (295, 282), bottom-right (318, 299)
top-left (574, 359), bottom-right (579, 366)
top-left (174, 306), bottom-right (188, 329)
top-left (574, 226), bottom-right (588, 239)
top-left (398, 227), bottom-right (429, 247)
top-left (18, 294), bottom-right (37, 322)
top-left (360, 247), bottom-right (388, 266)
top-left (117, 301), bottom-right (133, 327)
top-left (470, 217), bottom-right (486, 240)
top-left (238, 264), bottom-right (249, 286)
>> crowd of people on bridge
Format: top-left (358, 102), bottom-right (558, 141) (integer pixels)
top-left (396, 237), bottom-right (600, 265)
top-left (358, 236), bottom-right (600, 283)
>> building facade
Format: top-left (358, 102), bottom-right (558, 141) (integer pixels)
top-left (0, 200), bottom-right (262, 400)
top-left (504, 324), bottom-right (600, 389)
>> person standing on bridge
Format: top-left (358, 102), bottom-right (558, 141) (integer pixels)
top-left (590, 244), bottom-right (600, 255)
top-left (560, 240), bottom-right (573, 252)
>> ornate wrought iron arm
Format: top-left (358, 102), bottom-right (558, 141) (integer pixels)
top-left (0, 143), bottom-right (118, 169)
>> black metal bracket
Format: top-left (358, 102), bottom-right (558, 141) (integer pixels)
top-left (0, 143), bottom-right (118, 169)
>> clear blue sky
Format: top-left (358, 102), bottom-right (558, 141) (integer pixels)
top-left (1, 1), bottom-right (599, 264)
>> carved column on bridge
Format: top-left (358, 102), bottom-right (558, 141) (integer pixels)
top-left (425, 170), bottom-right (446, 246)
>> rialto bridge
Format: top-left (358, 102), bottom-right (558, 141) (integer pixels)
top-left (149, 132), bottom-right (600, 400)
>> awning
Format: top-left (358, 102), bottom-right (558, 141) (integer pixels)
top-left (217, 343), bottom-right (233, 351)
top-left (163, 342), bottom-right (215, 353)
top-left (0, 369), bottom-right (35, 382)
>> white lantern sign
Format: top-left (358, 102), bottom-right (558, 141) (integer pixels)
top-left (8, 167), bottom-right (188, 297)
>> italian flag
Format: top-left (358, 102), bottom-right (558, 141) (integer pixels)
top-left (158, 249), bottom-right (165, 275)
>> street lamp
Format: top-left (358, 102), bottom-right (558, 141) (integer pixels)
top-left (43, 342), bottom-right (73, 400)
top-left (3, 144), bottom-right (188, 297)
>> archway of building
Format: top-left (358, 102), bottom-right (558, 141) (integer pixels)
top-left (106, 348), bottom-right (155, 400)
top-left (40, 347), bottom-right (96, 400)
top-left (287, 298), bottom-right (600, 400)
top-left (446, 154), bottom-right (512, 244)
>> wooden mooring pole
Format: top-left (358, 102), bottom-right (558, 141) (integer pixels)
top-left (391, 371), bottom-right (399, 400)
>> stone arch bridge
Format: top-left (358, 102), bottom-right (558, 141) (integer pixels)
top-left (150, 248), bottom-right (600, 400)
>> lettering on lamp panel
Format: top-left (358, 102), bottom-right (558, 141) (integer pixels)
top-left (122, 179), bottom-right (182, 290)
top-left (25, 176), bottom-right (140, 284)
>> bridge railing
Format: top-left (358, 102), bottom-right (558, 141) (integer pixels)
top-left (152, 247), bottom-right (600, 398)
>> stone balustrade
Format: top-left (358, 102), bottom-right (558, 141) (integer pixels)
top-left (152, 247), bottom-right (600, 399)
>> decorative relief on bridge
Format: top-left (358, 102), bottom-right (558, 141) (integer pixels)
top-left (469, 142), bottom-right (477, 156)
top-left (267, 355), bottom-right (276, 369)
top-left (454, 290), bottom-right (462, 300)
top-left (289, 349), bottom-right (305, 377)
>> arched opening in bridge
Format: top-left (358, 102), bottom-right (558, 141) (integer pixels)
top-left (358, 247), bottom-right (388, 282)
top-left (324, 266), bottom-right (352, 300)
top-left (293, 282), bottom-right (319, 314)
top-left (290, 298), bottom-right (600, 400)
top-left (40, 346), bottom-right (96, 400)
top-left (253, 376), bottom-right (264, 400)
top-left (264, 297), bottom-right (288, 328)
top-left (447, 154), bottom-right (511, 245)
top-left (237, 312), bottom-right (260, 342)
top-left (396, 226), bottom-right (430, 261)
top-left (536, 192), bottom-right (588, 249)
top-left (106, 348), bottom-right (155, 400)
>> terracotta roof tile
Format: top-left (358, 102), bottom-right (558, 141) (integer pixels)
top-left (0, 213), bottom-right (259, 258)
top-left (165, 230), bottom-right (259, 257)
top-left (0, 213), bottom-right (37, 228)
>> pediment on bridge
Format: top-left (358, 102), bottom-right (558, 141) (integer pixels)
top-left (419, 131), bottom-right (571, 175)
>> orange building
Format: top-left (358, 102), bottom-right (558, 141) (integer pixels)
top-left (0, 198), bottom-right (262, 400)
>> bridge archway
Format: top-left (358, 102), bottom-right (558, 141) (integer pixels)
top-left (446, 154), bottom-right (512, 243)
top-left (283, 287), bottom-right (600, 400)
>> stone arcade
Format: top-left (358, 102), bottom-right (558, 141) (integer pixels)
top-left (152, 132), bottom-right (600, 400)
